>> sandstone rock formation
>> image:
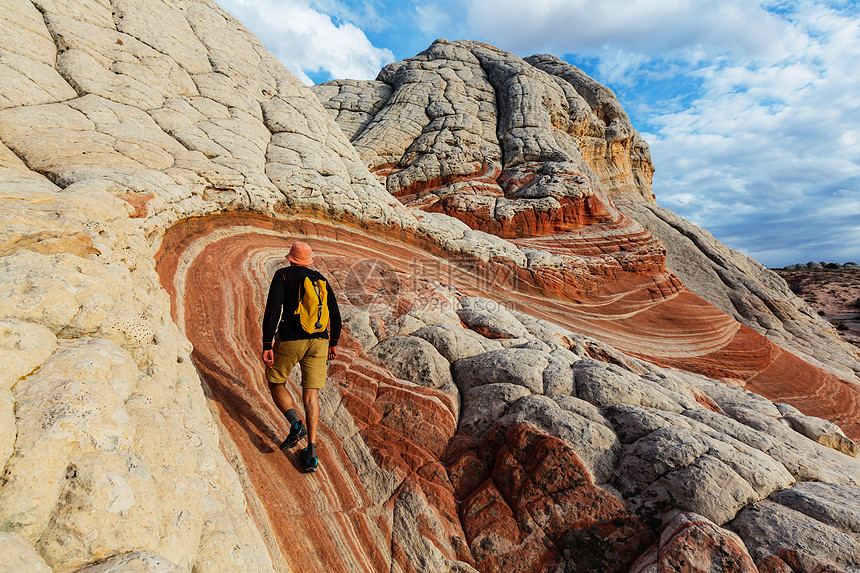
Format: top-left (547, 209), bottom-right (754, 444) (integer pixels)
top-left (2, 1), bottom-right (860, 572)
top-left (629, 510), bottom-right (760, 573)
top-left (314, 38), bottom-right (860, 440)
top-left (616, 198), bottom-right (860, 381)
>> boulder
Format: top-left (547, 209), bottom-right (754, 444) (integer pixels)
top-left (0, 319), bottom-right (58, 390)
top-left (614, 426), bottom-right (794, 526)
top-left (459, 423), bottom-right (653, 573)
top-left (510, 311), bottom-right (578, 349)
top-left (730, 496), bottom-right (860, 572)
top-left (777, 403), bottom-right (858, 457)
top-left (697, 383), bottom-right (783, 420)
top-left (458, 383), bottom-right (531, 440)
top-left (0, 532), bottom-right (52, 573)
top-left (456, 296), bottom-right (529, 339)
top-left (367, 335), bottom-right (453, 389)
top-left (452, 348), bottom-right (549, 394)
top-left (629, 510), bottom-right (758, 573)
top-left (573, 360), bottom-right (697, 412)
top-left (683, 407), bottom-right (860, 487)
top-left (497, 395), bottom-right (619, 483)
top-left (0, 339), bottom-right (139, 561)
top-left (603, 403), bottom-right (698, 444)
top-left (412, 323), bottom-right (502, 362)
top-left (340, 307), bottom-right (379, 350)
top-left (0, 319), bottom-right (58, 469)
top-left (768, 482), bottom-right (860, 536)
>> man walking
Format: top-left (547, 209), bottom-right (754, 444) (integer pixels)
top-left (261, 241), bottom-right (341, 473)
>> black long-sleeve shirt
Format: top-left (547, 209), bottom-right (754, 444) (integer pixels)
top-left (262, 265), bottom-right (341, 351)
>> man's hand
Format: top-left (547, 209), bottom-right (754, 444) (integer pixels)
top-left (328, 346), bottom-right (338, 361)
top-left (262, 349), bottom-right (274, 366)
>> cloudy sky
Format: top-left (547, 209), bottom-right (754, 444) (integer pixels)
top-left (218, 0), bottom-right (860, 268)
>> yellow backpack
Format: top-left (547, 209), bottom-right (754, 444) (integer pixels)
top-left (295, 275), bottom-right (329, 334)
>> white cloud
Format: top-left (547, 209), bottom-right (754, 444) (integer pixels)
top-left (427, 0), bottom-right (800, 66)
top-left (311, 0), bottom-right (389, 32)
top-left (643, 3), bottom-right (860, 265)
top-left (217, 0), bottom-right (394, 83)
top-left (214, 0), bottom-right (859, 266)
top-left (450, 1), bottom-right (860, 267)
top-left (415, 4), bottom-right (454, 35)
top-left (411, 2), bottom-right (856, 264)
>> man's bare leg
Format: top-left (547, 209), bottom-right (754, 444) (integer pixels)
top-left (271, 381), bottom-right (308, 450)
top-left (303, 387), bottom-right (319, 446)
top-left (269, 381), bottom-right (298, 415)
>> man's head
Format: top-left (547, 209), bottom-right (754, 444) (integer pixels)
top-left (286, 241), bottom-right (313, 266)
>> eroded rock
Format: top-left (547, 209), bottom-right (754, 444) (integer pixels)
top-left (0, 532), bottom-right (52, 573)
top-left (457, 423), bottom-right (653, 573)
top-left (412, 322), bottom-right (502, 362)
top-left (629, 510), bottom-right (758, 573)
top-left (730, 489), bottom-right (860, 572)
top-left (614, 426), bottom-right (794, 526)
top-left (777, 402), bottom-right (858, 457)
top-left (456, 296), bottom-right (530, 339)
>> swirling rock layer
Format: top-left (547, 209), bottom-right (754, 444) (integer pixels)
top-left (312, 40), bottom-right (655, 246)
top-left (313, 40), bottom-right (860, 439)
top-left (153, 212), bottom-right (860, 572)
top-left (616, 198), bottom-right (860, 381)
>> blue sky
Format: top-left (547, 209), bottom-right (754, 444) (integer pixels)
top-left (218, 0), bottom-right (860, 268)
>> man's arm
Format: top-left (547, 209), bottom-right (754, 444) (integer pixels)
top-left (326, 282), bottom-right (341, 359)
top-left (261, 272), bottom-right (284, 352)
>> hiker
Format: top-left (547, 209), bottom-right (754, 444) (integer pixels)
top-left (261, 241), bottom-right (341, 473)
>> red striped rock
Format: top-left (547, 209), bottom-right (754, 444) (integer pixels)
top-left (153, 212), bottom-right (860, 571)
top-left (158, 211), bottom-right (860, 443)
top-left (157, 215), bottom-right (475, 571)
top-left (314, 40), bottom-right (860, 440)
top-left (453, 423), bottom-right (653, 573)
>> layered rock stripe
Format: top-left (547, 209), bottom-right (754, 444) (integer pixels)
top-left (315, 38), bottom-right (860, 383)
top-left (156, 212), bottom-right (860, 572)
top-left (312, 39), bottom-right (860, 436)
top-left (1, 0), bottom-right (860, 571)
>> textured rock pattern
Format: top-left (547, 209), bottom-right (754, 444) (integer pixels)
top-left (0, 172), bottom-right (273, 568)
top-left (452, 423), bottom-right (654, 573)
top-left (314, 39), bottom-right (860, 440)
top-left (616, 198), bottom-right (860, 381)
top-left (158, 214), bottom-right (860, 572)
top-left (730, 482), bottom-right (860, 572)
top-left (629, 510), bottom-right (760, 573)
top-left (313, 41), bottom-right (655, 212)
top-left (157, 216), bottom-right (479, 572)
top-left (1, 1), bottom-right (860, 572)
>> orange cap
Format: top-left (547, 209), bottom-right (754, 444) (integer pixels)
top-left (286, 241), bottom-right (313, 266)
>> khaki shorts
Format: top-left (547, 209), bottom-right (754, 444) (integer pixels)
top-left (266, 337), bottom-right (329, 389)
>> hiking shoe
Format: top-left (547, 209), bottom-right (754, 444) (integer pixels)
top-left (300, 447), bottom-right (318, 473)
top-left (279, 421), bottom-right (307, 450)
